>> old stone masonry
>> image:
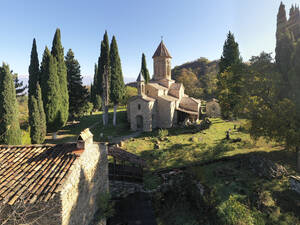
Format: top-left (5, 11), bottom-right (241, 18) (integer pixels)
top-left (127, 41), bottom-right (202, 132)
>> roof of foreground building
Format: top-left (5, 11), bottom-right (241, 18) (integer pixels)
top-left (0, 143), bottom-right (80, 205)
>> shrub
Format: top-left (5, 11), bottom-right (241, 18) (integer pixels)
top-left (217, 195), bottom-right (255, 225)
top-left (158, 129), bottom-right (168, 139)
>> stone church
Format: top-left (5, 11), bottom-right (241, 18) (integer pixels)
top-left (127, 41), bottom-right (201, 132)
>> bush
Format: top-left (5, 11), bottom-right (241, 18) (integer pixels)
top-left (158, 129), bottom-right (168, 139)
top-left (217, 195), bottom-right (256, 225)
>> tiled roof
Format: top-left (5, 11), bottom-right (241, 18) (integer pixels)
top-left (108, 146), bottom-right (146, 167)
top-left (152, 41), bottom-right (172, 58)
top-left (147, 82), bottom-right (168, 90)
top-left (128, 95), bottom-right (155, 103)
top-left (170, 83), bottom-right (182, 90)
top-left (158, 95), bottom-right (178, 102)
top-left (0, 143), bottom-right (79, 205)
top-left (176, 107), bottom-right (199, 115)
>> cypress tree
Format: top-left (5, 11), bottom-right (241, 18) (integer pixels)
top-left (28, 38), bottom-right (40, 101)
top-left (0, 63), bottom-right (21, 144)
top-left (91, 63), bottom-right (98, 107)
top-left (28, 38), bottom-right (40, 132)
top-left (40, 47), bottom-right (61, 134)
top-left (141, 53), bottom-right (150, 83)
top-left (51, 28), bottom-right (69, 127)
top-left (29, 84), bottom-right (46, 144)
top-left (110, 35), bottom-right (125, 126)
top-left (97, 31), bottom-right (110, 125)
top-left (65, 49), bottom-right (89, 119)
top-left (275, 30), bottom-right (294, 98)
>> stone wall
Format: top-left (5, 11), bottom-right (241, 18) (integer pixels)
top-left (129, 98), bottom-right (154, 131)
top-left (153, 56), bottom-right (171, 80)
top-left (60, 143), bottom-right (108, 225)
top-left (0, 143), bottom-right (108, 225)
top-left (157, 98), bottom-right (174, 128)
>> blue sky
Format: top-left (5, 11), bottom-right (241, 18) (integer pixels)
top-left (0, 0), bottom-right (297, 83)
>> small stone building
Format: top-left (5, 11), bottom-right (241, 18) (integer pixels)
top-left (0, 129), bottom-right (108, 225)
top-left (127, 41), bottom-right (201, 131)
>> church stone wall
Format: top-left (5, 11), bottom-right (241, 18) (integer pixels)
top-left (129, 99), bottom-right (154, 131)
top-left (157, 98), bottom-right (175, 128)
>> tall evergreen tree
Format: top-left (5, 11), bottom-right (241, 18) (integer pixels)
top-left (28, 38), bottom-right (40, 100)
top-left (110, 36), bottom-right (125, 126)
top-left (218, 31), bottom-right (242, 74)
top-left (0, 63), bottom-right (21, 144)
top-left (51, 28), bottom-right (69, 127)
top-left (29, 84), bottom-right (46, 144)
top-left (40, 47), bottom-right (61, 135)
top-left (217, 31), bottom-right (243, 119)
top-left (65, 49), bottom-right (89, 119)
top-left (141, 53), bottom-right (150, 83)
top-left (97, 31), bottom-right (110, 125)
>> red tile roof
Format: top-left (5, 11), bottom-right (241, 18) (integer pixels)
top-left (0, 143), bottom-right (79, 205)
top-left (152, 41), bottom-right (172, 58)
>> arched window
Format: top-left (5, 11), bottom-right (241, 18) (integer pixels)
top-left (138, 104), bottom-right (141, 110)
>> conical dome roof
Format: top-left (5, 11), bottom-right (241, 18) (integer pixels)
top-left (152, 41), bottom-right (172, 58)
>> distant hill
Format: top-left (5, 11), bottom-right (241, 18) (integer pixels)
top-left (171, 57), bottom-right (219, 100)
top-left (172, 57), bottom-right (219, 80)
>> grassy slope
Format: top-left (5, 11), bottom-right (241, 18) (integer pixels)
top-left (45, 107), bottom-right (133, 144)
top-left (122, 118), bottom-right (299, 224)
top-left (123, 118), bottom-right (293, 171)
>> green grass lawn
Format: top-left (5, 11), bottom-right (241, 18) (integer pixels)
top-left (45, 106), bottom-right (133, 144)
top-left (123, 118), bottom-right (293, 171)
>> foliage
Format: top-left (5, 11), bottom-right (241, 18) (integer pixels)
top-left (91, 64), bottom-right (97, 106)
top-left (97, 192), bottom-right (115, 219)
top-left (77, 101), bottom-right (93, 118)
top-left (51, 28), bottom-right (69, 127)
top-left (218, 63), bottom-right (247, 119)
top-left (0, 63), bottom-right (22, 144)
top-left (40, 47), bottom-right (61, 132)
top-left (28, 38), bottom-right (40, 101)
top-left (217, 31), bottom-right (243, 119)
top-left (172, 57), bottom-right (219, 99)
top-left (65, 49), bottom-right (89, 119)
top-left (216, 195), bottom-right (256, 225)
top-left (158, 129), bottom-right (169, 139)
top-left (29, 85), bottom-right (46, 144)
top-left (13, 73), bottom-right (27, 97)
top-left (141, 53), bottom-right (150, 83)
top-left (218, 31), bottom-right (242, 74)
top-left (21, 129), bottom-right (31, 145)
top-left (176, 69), bottom-right (203, 98)
top-left (97, 30), bottom-right (110, 100)
top-left (121, 86), bottom-right (137, 105)
top-left (110, 35), bottom-right (125, 106)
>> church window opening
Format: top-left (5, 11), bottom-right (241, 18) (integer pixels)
top-left (138, 104), bottom-right (141, 110)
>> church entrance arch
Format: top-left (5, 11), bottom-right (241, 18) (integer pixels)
top-left (136, 115), bottom-right (143, 131)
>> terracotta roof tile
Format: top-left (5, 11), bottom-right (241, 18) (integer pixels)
top-left (0, 143), bottom-right (79, 205)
